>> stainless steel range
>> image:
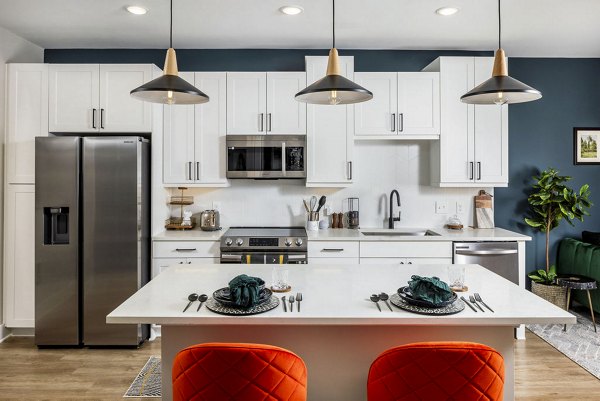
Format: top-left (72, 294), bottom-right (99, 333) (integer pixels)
top-left (220, 227), bottom-right (308, 264)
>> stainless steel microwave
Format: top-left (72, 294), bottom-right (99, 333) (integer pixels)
top-left (226, 135), bottom-right (306, 179)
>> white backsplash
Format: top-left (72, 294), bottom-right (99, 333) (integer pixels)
top-left (162, 141), bottom-right (491, 230)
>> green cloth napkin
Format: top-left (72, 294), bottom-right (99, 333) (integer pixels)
top-left (407, 275), bottom-right (453, 305)
top-left (228, 274), bottom-right (265, 308)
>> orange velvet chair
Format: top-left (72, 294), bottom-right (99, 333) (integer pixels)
top-left (367, 342), bottom-right (505, 401)
top-left (172, 343), bottom-right (307, 401)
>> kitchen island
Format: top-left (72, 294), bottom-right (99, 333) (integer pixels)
top-left (108, 263), bottom-right (572, 401)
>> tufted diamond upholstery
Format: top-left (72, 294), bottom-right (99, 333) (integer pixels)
top-left (367, 342), bottom-right (505, 401)
top-left (172, 343), bottom-right (307, 401)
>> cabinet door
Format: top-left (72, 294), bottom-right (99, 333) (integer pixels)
top-left (6, 64), bottom-right (48, 184)
top-left (226, 72), bottom-right (267, 135)
top-left (49, 64), bottom-right (99, 132)
top-left (306, 56), bottom-right (354, 186)
top-left (309, 257), bottom-right (359, 265)
top-left (194, 72), bottom-right (228, 186)
top-left (163, 72), bottom-right (196, 184)
top-left (437, 58), bottom-right (475, 183)
top-left (474, 58), bottom-right (508, 185)
top-left (266, 72), bottom-right (306, 135)
top-left (360, 258), bottom-right (407, 265)
top-left (4, 185), bottom-right (35, 327)
top-left (354, 72), bottom-right (397, 136)
top-left (152, 257), bottom-right (187, 278)
top-left (397, 72), bottom-right (440, 136)
top-left (99, 64), bottom-right (152, 132)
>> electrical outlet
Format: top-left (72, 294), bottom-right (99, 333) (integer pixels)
top-left (436, 201), bottom-right (448, 214)
top-left (456, 201), bottom-right (465, 214)
top-left (212, 201), bottom-right (221, 211)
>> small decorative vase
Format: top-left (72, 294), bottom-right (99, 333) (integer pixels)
top-left (531, 282), bottom-right (568, 310)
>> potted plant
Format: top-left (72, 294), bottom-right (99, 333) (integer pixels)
top-left (524, 168), bottom-right (592, 308)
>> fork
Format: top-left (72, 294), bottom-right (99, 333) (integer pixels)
top-left (296, 292), bottom-right (303, 312)
top-left (469, 295), bottom-right (485, 312)
top-left (474, 293), bottom-right (494, 312)
top-left (289, 295), bottom-right (295, 312)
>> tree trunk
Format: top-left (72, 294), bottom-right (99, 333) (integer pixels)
top-left (546, 209), bottom-right (551, 273)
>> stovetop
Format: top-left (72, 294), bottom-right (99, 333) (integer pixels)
top-left (225, 226), bottom-right (307, 238)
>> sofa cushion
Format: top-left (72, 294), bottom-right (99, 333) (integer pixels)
top-left (557, 238), bottom-right (600, 313)
top-left (582, 231), bottom-right (600, 246)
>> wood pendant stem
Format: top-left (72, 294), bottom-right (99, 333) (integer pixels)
top-left (492, 48), bottom-right (508, 77)
top-left (163, 48), bottom-right (179, 76)
top-left (326, 48), bottom-right (341, 76)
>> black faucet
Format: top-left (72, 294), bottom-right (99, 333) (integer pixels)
top-left (389, 190), bottom-right (401, 229)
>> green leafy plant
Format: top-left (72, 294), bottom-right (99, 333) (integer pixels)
top-left (524, 168), bottom-right (592, 284)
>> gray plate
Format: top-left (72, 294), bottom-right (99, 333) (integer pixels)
top-left (205, 296), bottom-right (280, 316)
top-left (390, 292), bottom-right (465, 316)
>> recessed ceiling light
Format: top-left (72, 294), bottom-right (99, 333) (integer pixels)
top-left (279, 5), bottom-right (304, 15)
top-left (435, 7), bottom-right (459, 16)
top-left (126, 5), bottom-right (148, 15)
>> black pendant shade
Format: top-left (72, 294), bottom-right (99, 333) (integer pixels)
top-left (131, 73), bottom-right (209, 105)
top-left (461, 75), bottom-right (542, 105)
top-left (295, 73), bottom-right (373, 105)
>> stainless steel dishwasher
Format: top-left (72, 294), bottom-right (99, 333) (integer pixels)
top-left (453, 242), bottom-right (519, 284)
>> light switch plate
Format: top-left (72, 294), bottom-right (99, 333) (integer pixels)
top-left (456, 201), bottom-right (465, 214)
top-left (436, 201), bottom-right (448, 214)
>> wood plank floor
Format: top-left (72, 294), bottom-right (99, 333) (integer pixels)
top-left (1, 330), bottom-right (599, 400)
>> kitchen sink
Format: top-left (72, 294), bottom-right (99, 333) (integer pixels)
top-left (360, 229), bottom-right (441, 237)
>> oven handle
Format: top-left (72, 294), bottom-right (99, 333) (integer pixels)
top-left (282, 142), bottom-right (286, 175)
top-left (221, 254), bottom-right (242, 262)
top-left (455, 249), bottom-right (518, 256)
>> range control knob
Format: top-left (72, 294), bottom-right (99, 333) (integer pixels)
top-left (236, 238), bottom-right (244, 246)
top-left (225, 238), bottom-right (233, 246)
top-left (295, 238), bottom-right (303, 246)
top-left (284, 239), bottom-right (292, 247)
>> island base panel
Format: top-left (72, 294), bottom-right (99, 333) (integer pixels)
top-left (161, 325), bottom-right (515, 401)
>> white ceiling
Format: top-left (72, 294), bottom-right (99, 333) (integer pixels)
top-left (0, 0), bottom-right (598, 57)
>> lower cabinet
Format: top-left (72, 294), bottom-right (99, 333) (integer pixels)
top-left (308, 241), bottom-right (359, 264)
top-left (151, 240), bottom-right (221, 278)
top-left (3, 184), bottom-right (35, 328)
top-left (360, 257), bottom-right (452, 265)
top-left (152, 257), bottom-right (220, 278)
top-left (309, 257), bottom-right (359, 265)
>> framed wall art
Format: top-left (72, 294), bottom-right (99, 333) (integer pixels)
top-left (574, 128), bottom-right (600, 165)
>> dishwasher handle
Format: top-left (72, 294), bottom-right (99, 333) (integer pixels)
top-left (455, 249), bottom-right (518, 256)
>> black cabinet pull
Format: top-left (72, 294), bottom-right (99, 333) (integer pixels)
top-left (175, 248), bottom-right (197, 252)
top-left (92, 109), bottom-right (97, 129)
top-left (100, 109), bottom-right (105, 129)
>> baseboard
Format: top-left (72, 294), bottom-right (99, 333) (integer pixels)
top-left (0, 324), bottom-right (10, 343)
top-left (9, 327), bottom-right (34, 337)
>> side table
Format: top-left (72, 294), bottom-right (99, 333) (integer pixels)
top-left (556, 274), bottom-right (597, 332)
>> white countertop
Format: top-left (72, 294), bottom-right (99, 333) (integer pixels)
top-left (153, 226), bottom-right (531, 242)
top-left (108, 263), bottom-right (571, 326)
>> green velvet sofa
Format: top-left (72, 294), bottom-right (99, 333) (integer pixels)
top-left (557, 238), bottom-right (600, 313)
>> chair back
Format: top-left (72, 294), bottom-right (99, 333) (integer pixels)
top-left (172, 342), bottom-right (307, 401)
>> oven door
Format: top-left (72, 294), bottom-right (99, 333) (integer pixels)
top-left (220, 252), bottom-right (307, 264)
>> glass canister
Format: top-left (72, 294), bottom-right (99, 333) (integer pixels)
top-left (347, 197), bottom-right (360, 229)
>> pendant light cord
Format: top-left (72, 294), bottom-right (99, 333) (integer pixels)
top-left (332, 0), bottom-right (335, 48)
top-left (170, 0), bottom-right (173, 48)
top-left (498, 0), bottom-right (501, 49)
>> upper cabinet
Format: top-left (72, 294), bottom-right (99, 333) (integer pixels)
top-left (226, 72), bottom-right (306, 135)
top-left (163, 72), bottom-right (228, 187)
top-left (6, 64), bottom-right (48, 184)
top-left (305, 56), bottom-right (354, 187)
top-left (49, 64), bottom-right (153, 133)
top-left (424, 57), bottom-right (508, 187)
top-left (354, 72), bottom-right (439, 139)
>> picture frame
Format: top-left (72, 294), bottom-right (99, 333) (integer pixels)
top-left (573, 128), bottom-right (600, 165)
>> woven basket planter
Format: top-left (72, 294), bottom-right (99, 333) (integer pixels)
top-left (531, 281), bottom-right (568, 310)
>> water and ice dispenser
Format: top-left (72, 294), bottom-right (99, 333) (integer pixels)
top-left (43, 207), bottom-right (69, 245)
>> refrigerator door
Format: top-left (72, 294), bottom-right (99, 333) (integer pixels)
top-left (35, 137), bottom-right (81, 346)
top-left (82, 137), bottom-right (150, 346)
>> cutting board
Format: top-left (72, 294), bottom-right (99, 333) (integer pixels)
top-left (475, 190), bottom-right (494, 228)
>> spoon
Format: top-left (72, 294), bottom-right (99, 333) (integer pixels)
top-left (370, 294), bottom-right (382, 312)
top-left (296, 292), bottom-right (303, 312)
top-left (315, 196), bottom-right (327, 213)
top-left (289, 295), bottom-right (295, 312)
top-left (183, 293), bottom-right (198, 313)
top-left (196, 294), bottom-right (208, 311)
top-left (282, 296), bottom-right (287, 312)
top-left (379, 292), bottom-right (393, 311)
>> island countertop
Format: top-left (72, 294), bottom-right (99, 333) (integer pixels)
top-left (108, 263), bottom-right (571, 326)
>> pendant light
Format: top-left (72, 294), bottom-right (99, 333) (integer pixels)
top-left (130, 0), bottom-right (209, 104)
top-left (295, 0), bottom-right (372, 105)
top-left (460, 0), bottom-right (541, 105)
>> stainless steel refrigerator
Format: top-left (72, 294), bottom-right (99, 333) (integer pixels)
top-left (35, 136), bottom-right (150, 346)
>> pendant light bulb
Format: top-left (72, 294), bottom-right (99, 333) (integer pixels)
top-left (460, 0), bottom-right (541, 105)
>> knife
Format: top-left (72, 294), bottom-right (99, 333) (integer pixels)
top-left (474, 293), bottom-right (494, 312)
top-left (460, 296), bottom-right (477, 312)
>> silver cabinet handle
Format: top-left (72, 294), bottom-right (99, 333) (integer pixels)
top-left (322, 248), bottom-right (344, 252)
top-left (92, 109), bottom-right (97, 129)
top-left (175, 248), bottom-right (197, 252)
top-left (347, 161), bottom-right (353, 180)
top-left (187, 162), bottom-right (192, 181)
top-left (391, 113), bottom-right (396, 132)
top-left (195, 162), bottom-right (200, 181)
top-left (469, 162), bottom-right (474, 180)
top-left (267, 113), bottom-right (272, 132)
top-left (258, 113), bottom-right (264, 132)
top-left (455, 249), bottom-right (518, 256)
top-left (100, 108), bottom-right (105, 129)
top-left (399, 113), bottom-right (404, 132)
top-left (477, 162), bottom-right (482, 180)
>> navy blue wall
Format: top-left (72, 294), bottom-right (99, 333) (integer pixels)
top-left (45, 49), bottom-right (600, 273)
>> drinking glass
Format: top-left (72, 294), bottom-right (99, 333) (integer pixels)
top-left (271, 267), bottom-right (290, 291)
top-left (447, 265), bottom-right (466, 290)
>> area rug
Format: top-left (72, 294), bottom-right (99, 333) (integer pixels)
top-left (527, 307), bottom-right (600, 379)
top-left (124, 356), bottom-right (161, 398)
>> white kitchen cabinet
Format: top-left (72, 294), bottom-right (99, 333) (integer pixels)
top-left (360, 241), bottom-right (452, 259)
top-left (3, 185), bottom-right (35, 328)
top-left (309, 257), bottom-right (359, 265)
top-left (49, 64), bottom-right (153, 133)
top-left (163, 72), bottom-right (228, 186)
top-left (152, 257), bottom-right (220, 278)
top-left (424, 57), bottom-right (508, 187)
top-left (354, 72), bottom-right (439, 139)
top-left (226, 72), bottom-right (306, 135)
top-left (6, 64), bottom-right (48, 184)
top-left (153, 240), bottom-right (220, 259)
top-left (308, 240), bottom-right (359, 264)
top-left (305, 56), bottom-right (354, 187)
top-left (360, 257), bottom-right (451, 265)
